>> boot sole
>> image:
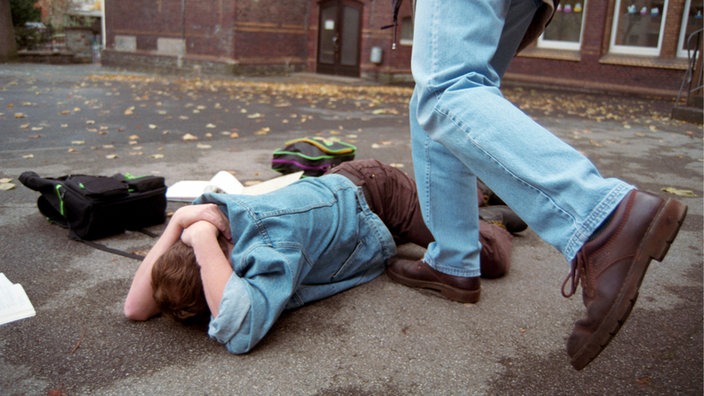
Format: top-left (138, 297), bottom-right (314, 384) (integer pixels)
top-left (570, 198), bottom-right (688, 370)
top-left (386, 268), bottom-right (480, 303)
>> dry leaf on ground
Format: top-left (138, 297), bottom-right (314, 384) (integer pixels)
top-left (661, 187), bottom-right (697, 197)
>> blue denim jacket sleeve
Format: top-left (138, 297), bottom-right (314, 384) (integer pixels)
top-left (208, 244), bottom-right (308, 354)
top-left (196, 175), bottom-right (396, 354)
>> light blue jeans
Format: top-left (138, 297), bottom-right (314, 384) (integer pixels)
top-left (410, 0), bottom-right (633, 277)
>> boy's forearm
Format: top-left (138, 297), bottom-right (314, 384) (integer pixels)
top-left (123, 216), bottom-right (184, 320)
top-left (191, 231), bottom-right (233, 318)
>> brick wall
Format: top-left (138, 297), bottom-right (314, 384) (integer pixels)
top-left (507, 0), bottom-right (689, 96)
top-left (102, 0), bottom-right (689, 97)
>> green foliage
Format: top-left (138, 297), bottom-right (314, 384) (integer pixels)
top-left (9, 0), bottom-right (40, 27)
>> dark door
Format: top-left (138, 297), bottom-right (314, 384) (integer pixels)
top-left (317, 0), bottom-right (362, 77)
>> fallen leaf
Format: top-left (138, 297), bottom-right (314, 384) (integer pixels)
top-left (371, 108), bottom-right (398, 115)
top-left (661, 187), bottom-right (697, 197)
top-left (636, 376), bottom-right (651, 386)
top-left (206, 123), bottom-right (216, 128)
top-left (14, 112), bottom-right (26, 118)
top-left (149, 124), bottom-right (158, 129)
top-left (22, 154), bottom-right (34, 159)
top-left (197, 143), bottom-right (212, 149)
top-left (0, 178), bottom-right (12, 183)
top-left (124, 106), bottom-right (135, 115)
top-left (129, 135), bottom-right (140, 140)
top-left (150, 154), bottom-right (164, 159)
top-left (106, 154), bottom-right (118, 159)
top-left (254, 127), bottom-right (270, 135)
top-left (182, 133), bottom-right (198, 141)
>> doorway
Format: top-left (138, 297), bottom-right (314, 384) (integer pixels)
top-left (316, 0), bottom-right (362, 77)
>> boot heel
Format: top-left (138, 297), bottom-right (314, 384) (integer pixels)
top-left (647, 199), bottom-right (687, 262)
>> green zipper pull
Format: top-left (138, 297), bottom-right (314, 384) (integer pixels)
top-left (55, 184), bottom-right (65, 216)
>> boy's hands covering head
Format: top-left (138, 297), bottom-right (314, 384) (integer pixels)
top-left (181, 221), bottom-right (220, 250)
top-left (173, 204), bottom-right (232, 241)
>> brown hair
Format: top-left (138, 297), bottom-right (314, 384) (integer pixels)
top-left (151, 241), bottom-right (210, 324)
top-left (151, 234), bottom-right (232, 324)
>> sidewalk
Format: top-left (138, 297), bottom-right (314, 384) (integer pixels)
top-left (1, 63), bottom-right (701, 395)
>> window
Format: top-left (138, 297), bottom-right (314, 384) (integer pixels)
top-left (610, 0), bottom-right (668, 55)
top-left (538, 1), bottom-right (587, 50)
top-left (400, 16), bottom-right (413, 46)
top-left (678, 0), bottom-right (703, 58)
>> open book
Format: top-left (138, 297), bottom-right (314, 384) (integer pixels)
top-left (166, 170), bottom-right (304, 202)
top-left (0, 273), bottom-right (36, 326)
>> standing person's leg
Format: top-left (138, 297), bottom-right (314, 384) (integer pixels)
top-left (409, 0), bottom-right (628, 263)
top-left (387, 0), bottom-right (544, 302)
top-left (393, 0), bottom-right (687, 370)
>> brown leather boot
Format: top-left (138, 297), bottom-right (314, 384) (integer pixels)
top-left (386, 258), bottom-right (480, 303)
top-left (479, 205), bottom-right (528, 233)
top-left (563, 190), bottom-right (687, 370)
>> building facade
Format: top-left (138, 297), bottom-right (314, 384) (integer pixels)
top-left (101, 0), bottom-right (702, 97)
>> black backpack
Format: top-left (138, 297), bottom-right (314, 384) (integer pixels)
top-left (19, 171), bottom-right (167, 241)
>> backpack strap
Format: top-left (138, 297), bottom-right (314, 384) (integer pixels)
top-left (76, 239), bottom-right (146, 261)
top-left (72, 229), bottom-right (159, 261)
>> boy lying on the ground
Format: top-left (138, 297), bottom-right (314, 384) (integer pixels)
top-left (124, 160), bottom-right (524, 353)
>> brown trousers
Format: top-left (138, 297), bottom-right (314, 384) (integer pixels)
top-left (326, 159), bottom-right (512, 278)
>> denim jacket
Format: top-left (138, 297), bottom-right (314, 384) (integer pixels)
top-left (194, 175), bottom-right (396, 354)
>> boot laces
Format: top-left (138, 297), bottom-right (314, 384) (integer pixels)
top-left (561, 250), bottom-right (589, 298)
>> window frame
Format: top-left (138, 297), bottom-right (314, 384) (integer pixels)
top-left (677, 0), bottom-right (702, 58)
top-left (399, 16), bottom-right (414, 46)
top-left (537, 1), bottom-right (588, 50)
top-left (609, 0), bottom-right (670, 56)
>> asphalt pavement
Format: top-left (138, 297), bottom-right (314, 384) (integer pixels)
top-left (0, 63), bottom-right (702, 395)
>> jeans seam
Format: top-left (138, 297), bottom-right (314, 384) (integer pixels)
top-left (563, 184), bottom-right (633, 261)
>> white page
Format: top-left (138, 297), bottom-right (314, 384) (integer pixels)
top-left (208, 170), bottom-right (244, 194)
top-left (0, 273), bottom-right (36, 326)
top-left (167, 171), bottom-right (302, 201)
top-left (241, 171), bottom-right (303, 195)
